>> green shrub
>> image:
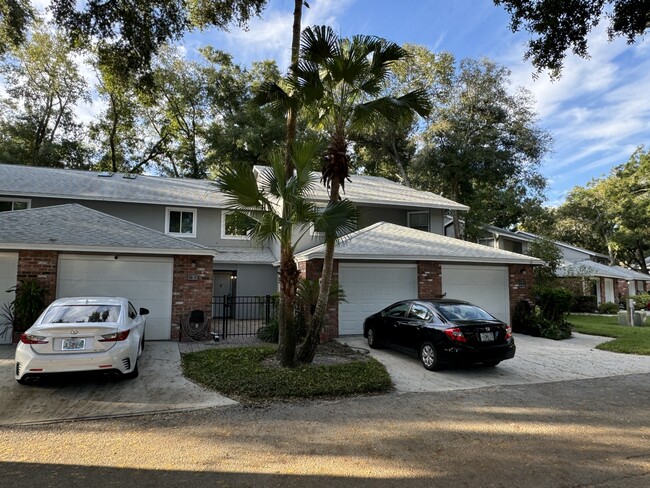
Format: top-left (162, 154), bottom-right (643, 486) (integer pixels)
top-left (571, 295), bottom-right (597, 313)
top-left (537, 288), bottom-right (574, 322)
top-left (523, 287), bottom-right (573, 340)
top-left (630, 293), bottom-right (650, 310)
top-left (598, 302), bottom-right (619, 314)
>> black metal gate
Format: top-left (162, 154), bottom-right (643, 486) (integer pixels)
top-left (211, 295), bottom-right (277, 338)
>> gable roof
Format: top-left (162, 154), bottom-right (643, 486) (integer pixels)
top-left (0, 204), bottom-right (214, 255)
top-left (483, 225), bottom-right (536, 243)
top-left (0, 164), bottom-right (227, 208)
top-left (515, 230), bottom-right (610, 261)
top-left (253, 166), bottom-right (468, 211)
top-left (611, 265), bottom-right (650, 282)
top-left (294, 222), bottom-right (542, 265)
top-left (555, 260), bottom-right (631, 280)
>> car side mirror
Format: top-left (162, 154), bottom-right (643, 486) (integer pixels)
top-left (139, 307), bottom-right (150, 316)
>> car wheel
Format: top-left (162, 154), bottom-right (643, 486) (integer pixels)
top-left (420, 342), bottom-right (441, 371)
top-left (484, 360), bottom-right (501, 367)
top-left (367, 327), bottom-right (380, 349)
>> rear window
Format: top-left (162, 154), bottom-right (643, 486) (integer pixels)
top-left (435, 304), bottom-right (495, 321)
top-left (42, 305), bottom-right (121, 324)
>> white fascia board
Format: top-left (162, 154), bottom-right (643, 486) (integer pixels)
top-left (294, 252), bottom-right (542, 266)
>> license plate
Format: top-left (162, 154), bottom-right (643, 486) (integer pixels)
top-left (479, 332), bottom-right (494, 342)
top-left (62, 338), bottom-right (86, 351)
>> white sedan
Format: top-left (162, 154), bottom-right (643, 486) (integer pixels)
top-left (15, 297), bottom-right (148, 384)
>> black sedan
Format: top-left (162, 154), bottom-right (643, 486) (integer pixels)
top-left (363, 299), bottom-right (515, 371)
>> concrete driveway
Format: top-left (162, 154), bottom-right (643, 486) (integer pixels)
top-left (340, 332), bottom-right (650, 392)
top-left (0, 342), bottom-right (236, 426)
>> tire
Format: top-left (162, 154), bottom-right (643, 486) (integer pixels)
top-left (367, 327), bottom-right (380, 349)
top-left (420, 342), bottom-right (441, 371)
top-left (140, 331), bottom-right (145, 352)
top-left (484, 360), bottom-right (501, 367)
top-left (16, 377), bottom-right (29, 385)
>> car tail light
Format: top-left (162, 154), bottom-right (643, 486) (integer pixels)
top-left (505, 324), bottom-right (512, 340)
top-left (444, 327), bottom-right (467, 343)
top-left (20, 334), bottom-right (49, 344)
top-left (99, 330), bottom-right (130, 342)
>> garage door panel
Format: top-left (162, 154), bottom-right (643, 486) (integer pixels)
top-left (441, 265), bottom-right (509, 323)
top-left (0, 253), bottom-right (18, 345)
top-left (339, 264), bottom-right (417, 335)
top-left (57, 255), bottom-right (173, 340)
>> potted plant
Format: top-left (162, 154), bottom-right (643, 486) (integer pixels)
top-left (7, 278), bottom-right (47, 343)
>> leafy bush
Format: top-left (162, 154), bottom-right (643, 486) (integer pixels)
top-left (512, 300), bottom-right (533, 333)
top-left (630, 293), bottom-right (650, 310)
top-left (571, 295), bottom-right (597, 313)
top-left (521, 287), bottom-right (573, 339)
top-left (598, 302), bottom-right (619, 314)
top-left (537, 288), bottom-right (574, 322)
top-left (9, 278), bottom-right (47, 333)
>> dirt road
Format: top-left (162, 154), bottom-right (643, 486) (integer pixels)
top-left (1, 373), bottom-right (649, 487)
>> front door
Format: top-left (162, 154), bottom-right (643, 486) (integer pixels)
top-left (213, 272), bottom-right (234, 318)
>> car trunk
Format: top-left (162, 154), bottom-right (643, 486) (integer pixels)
top-left (27, 323), bottom-right (120, 354)
top-left (454, 320), bottom-right (509, 346)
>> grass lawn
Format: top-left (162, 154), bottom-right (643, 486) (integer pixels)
top-left (182, 344), bottom-right (392, 403)
top-left (568, 314), bottom-right (650, 355)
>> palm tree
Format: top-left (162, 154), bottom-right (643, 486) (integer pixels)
top-left (217, 138), bottom-right (356, 366)
top-left (294, 26), bottom-right (432, 363)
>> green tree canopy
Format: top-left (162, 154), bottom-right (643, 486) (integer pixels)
top-left (495, 0), bottom-right (650, 77)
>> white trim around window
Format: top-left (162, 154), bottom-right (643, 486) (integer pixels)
top-left (165, 207), bottom-right (197, 238)
top-left (407, 210), bottom-right (430, 232)
top-left (220, 210), bottom-right (250, 240)
top-left (0, 197), bottom-right (31, 212)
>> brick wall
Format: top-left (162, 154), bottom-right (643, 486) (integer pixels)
top-left (417, 261), bottom-right (442, 298)
top-left (17, 250), bottom-right (58, 305)
top-left (299, 259), bottom-right (339, 341)
top-left (172, 255), bottom-right (213, 341)
top-left (508, 264), bottom-right (535, 324)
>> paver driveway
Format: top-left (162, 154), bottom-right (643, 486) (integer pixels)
top-left (0, 342), bottom-right (236, 425)
top-left (340, 332), bottom-right (650, 392)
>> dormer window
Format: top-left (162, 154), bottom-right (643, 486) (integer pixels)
top-left (407, 211), bottom-right (429, 232)
top-left (165, 207), bottom-right (196, 237)
top-left (0, 198), bottom-right (30, 212)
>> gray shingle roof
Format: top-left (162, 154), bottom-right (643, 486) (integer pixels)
top-left (294, 222), bottom-right (543, 264)
top-left (611, 265), bottom-right (650, 281)
top-left (213, 246), bottom-right (277, 264)
top-left (0, 204), bottom-right (214, 255)
top-left (556, 260), bottom-right (631, 279)
top-left (0, 164), bottom-right (227, 208)
top-left (253, 166), bottom-right (468, 211)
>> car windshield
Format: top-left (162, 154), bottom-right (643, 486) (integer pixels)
top-left (41, 305), bottom-right (121, 324)
top-left (435, 304), bottom-right (495, 321)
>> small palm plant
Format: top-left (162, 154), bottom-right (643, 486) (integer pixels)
top-left (217, 138), bottom-right (357, 366)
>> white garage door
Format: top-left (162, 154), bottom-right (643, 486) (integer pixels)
top-left (441, 264), bottom-right (509, 323)
top-left (57, 255), bottom-right (173, 340)
top-left (0, 253), bottom-right (18, 344)
top-left (338, 263), bottom-right (417, 335)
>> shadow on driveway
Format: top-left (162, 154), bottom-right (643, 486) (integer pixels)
top-left (0, 342), bottom-right (236, 425)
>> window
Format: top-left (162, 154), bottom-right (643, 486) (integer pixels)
top-left (384, 302), bottom-right (411, 318)
top-left (128, 303), bottom-right (137, 320)
top-left (408, 303), bottom-right (432, 321)
top-left (221, 211), bottom-right (250, 240)
top-left (0, 198), bottom-right (30, 212)
top-left (407, 211), bottom-right (429, 232)
top-left (42, 305), bottom-right (121, 323)
top-left (166, 207), bottom-right (196, 237)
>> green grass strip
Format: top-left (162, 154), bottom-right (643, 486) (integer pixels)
top-left (568, 315), bottom-right (650, 355)
top-left (182, 345), bottom-right (392, 402)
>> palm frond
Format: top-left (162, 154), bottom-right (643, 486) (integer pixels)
top-left (253, 80), bottom-right (295, 114)
top-left (217, 163), bottom-right (266, 209)
top-left (301, 25), bottom-right (340, 64)
top-left (313, 199), bottom-right (359, 242)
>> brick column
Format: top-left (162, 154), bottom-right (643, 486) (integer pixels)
top-left (17, 250), bottom-right (58, 305)
top-left (172, 255), bottom-right (213, 341)
top-left (508, 264), bottom-right (535, 324)
top-left (299, 258), bottom-right (339, 341)
top-left (417, 261), bottom-right (442, 299)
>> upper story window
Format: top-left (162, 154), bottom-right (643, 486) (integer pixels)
top-left (165, 207), bottom-right (196, 238)
top-left (221, 211), bottom-right (250, 240)
top-left (407, 211), bottom-right (429, 232)
top-left (0, 198), bottom-right (30, 212)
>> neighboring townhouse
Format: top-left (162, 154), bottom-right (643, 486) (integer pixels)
top-left (478, 226), bottom-right (650, 304)
top-left (0, 164), bottom-right (541, 342)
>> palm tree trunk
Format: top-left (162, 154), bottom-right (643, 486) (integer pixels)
top-left (277, 0), bottom-right (304, 366)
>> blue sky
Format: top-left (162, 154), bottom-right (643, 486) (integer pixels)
top-left (185, 0), bottom-right (650, 206)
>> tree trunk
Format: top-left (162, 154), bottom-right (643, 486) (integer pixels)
top-left (276, 0), bottom-right (304, 366)
top-left (452, 209), bottom-right (462, 239)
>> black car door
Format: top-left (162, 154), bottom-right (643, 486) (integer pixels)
top-left (380, 302), bottom-right (411, 345)
top-left (394, 302), bottom-right (433, 351)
